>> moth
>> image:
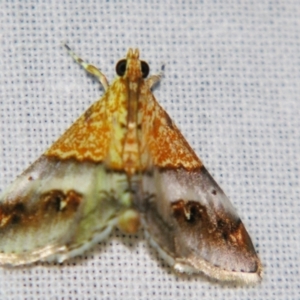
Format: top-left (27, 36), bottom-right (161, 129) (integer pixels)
top-left (0, 45), bottom-right (262, 284)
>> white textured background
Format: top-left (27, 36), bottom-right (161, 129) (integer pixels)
top-left (0, 1), bottom-right (299, 299)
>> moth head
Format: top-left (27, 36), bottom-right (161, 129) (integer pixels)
top-left (116, 48), bottom-right (149, 80)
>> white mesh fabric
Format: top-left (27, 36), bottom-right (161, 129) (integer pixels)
top-left (0, 1), bottom-right (299, 299)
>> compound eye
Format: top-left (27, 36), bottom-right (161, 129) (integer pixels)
top-left (141, 61), bottom-right (150, 78)
top-left (116, 59), bottom-right (127, 76)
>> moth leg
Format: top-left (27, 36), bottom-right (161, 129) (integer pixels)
top-left (146, 64), bottom-right (165, 88)
top-left (64, 44), bottom-right (109, 90)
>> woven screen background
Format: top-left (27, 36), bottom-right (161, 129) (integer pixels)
top-left (0, 1), bottom-right (299, 299)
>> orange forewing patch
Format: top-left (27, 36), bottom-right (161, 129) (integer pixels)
top-left (45, 80), bottom-right (127, 164)
top-left (141, 90), bottom-right (202, 170)
top-left (45, 96), bottom-right (110, 162)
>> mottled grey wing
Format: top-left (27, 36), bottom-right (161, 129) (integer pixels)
top-left (139, 167), bottom-right (262, 284)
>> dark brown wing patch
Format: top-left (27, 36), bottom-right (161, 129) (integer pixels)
top-left (0, 190), bottom-right (82, 232)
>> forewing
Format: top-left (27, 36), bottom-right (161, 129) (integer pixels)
top-left (139, 90), bottom-right (202, 170)
top-left (139, 92), bottom-right (262, 284)
top-left (45, 80), bottom-right (121, 163)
